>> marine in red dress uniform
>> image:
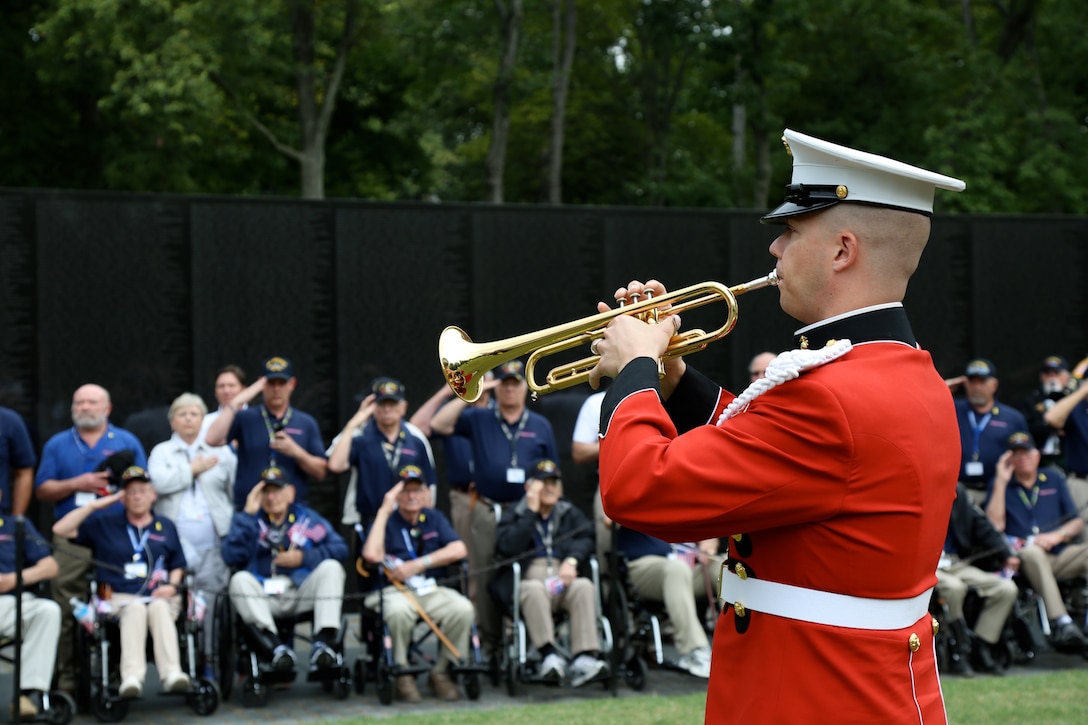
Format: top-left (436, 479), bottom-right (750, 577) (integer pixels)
top-left (594, 130), bottom-right (966, 724)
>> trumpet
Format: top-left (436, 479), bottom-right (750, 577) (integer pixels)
top-left (439, 271), bottom-right (779, 402)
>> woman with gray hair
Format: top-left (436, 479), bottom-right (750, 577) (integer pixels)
top-left (148, 392), bottom-right (237, 677)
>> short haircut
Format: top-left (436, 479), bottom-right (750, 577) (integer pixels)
top-left (216, 364), bottom-right (246, 385)
top-left (168, 392), bottom-right (208, 419)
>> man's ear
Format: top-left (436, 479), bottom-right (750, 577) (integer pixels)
top-left (831, 230), bottom-right (859, 271)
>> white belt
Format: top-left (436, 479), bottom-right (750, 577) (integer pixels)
top-left (718, 566), bottom-right (932, 631)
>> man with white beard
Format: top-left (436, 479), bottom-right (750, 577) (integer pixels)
top-left (35, 383), bottom-right (147, 694)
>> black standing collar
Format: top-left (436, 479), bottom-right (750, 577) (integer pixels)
top-left (793, 305), bottom-right (917, 350)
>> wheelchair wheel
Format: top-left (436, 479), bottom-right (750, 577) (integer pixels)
top-left (504, 650), bottom-right (518, 697)
top-left (215, 593), bottom-right (235, 702)
top-left (46, 689), bottom-right (77, 725)
top-left (89, 692), bottom-right (129, 723)
top-left (239, 675), bottom-right (269, 708)
top-left (375, 657), bottom-right (393, 705)
top-left (353, 659), bottom-right (366, 694)
top-left (464, 671), bottom-right (481, 701)
top-left (623, 655), bottom-right (647, 691)
top-left (187, 679), bottom-right (220, 716)
top-left (332, 668), bottom-right (352, 700)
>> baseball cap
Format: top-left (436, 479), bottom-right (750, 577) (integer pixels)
top-left (262, 356), bottom-right (294, 381)
top-left (762, 129), bottom-right (965, 223)
top-left (1041, 355), bottom-right (1069, 373)
top-left (964, 358), bottom-right (997, 379)
top-left (398, 465), bottom-right (425, 484)
top-left (1007, 432), bottom-right (1035, 451)
top-left (530, 458), bottom-right (562, 481)
top-left (259, 466), bottom-right (293, 488)
top-left (371, 377), bottom-right (406, 403)
top-left (495, 360), bottom-right (525, 382)
top-left (119, 466), bottom-right (152, 486)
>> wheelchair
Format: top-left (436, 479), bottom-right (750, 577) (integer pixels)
top-left (603, 547), bottom-right (717, 691)
top-left (352, 553), bottom-right (487, 704)
top-left (223, 592), bottom-right (353, 707)
top-left (0, 588), bottom-right (75, 724)
top-left (74, 575), bottom-right (219, 722)
top-left (494, 557), bottom-right (614, 696)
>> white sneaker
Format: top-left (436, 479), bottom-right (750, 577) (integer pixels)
top-left (540, 652), bottom-right (566, 681)
top-left (119, 677), bottom-right (143, 699)
top-left (163, 671), bottom-right (191, 693)
top-left (568, 654), bottom-right (607, 687)
top-left (676, 646), bottom-right (711, 678)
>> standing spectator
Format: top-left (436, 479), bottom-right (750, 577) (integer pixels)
top-left (34, 383), bottom-right (147, 695)
top-left (408, 374), bottom-right (494, 600)
top-left (52, 466), bottom-right (190, 698)
top-left (430, 360), bottom-right (559, 654)
top-left (327, 377), bottom-right (435, 526)
top-left (746, 351), bottom-right (776, 384)
top-left (0, 405), bottom-right (36, 515)
top-left (590, 129), bottom-right (965, 721)
top-left (1019, 355), bottom-right (1078, 470)
top-left (221, 467), bottom-right (348, 672)
top-left (361, 466), bottom-right (473, 702)
top-left (1042, 360), bottom-right (1088, 527)
top-left (205, 356), bottom-right (327, 509)
top-left (951, 358), bottom-right (1029, 503)
top-left (0, 489), bottom-right (61, 717)
top-left (936, 483), bottom-right (1019, 676)
top-left (198, 365), bottom-right (246, 468)
top-left (148, 392), bottom-right (236, 676)
top-left (985, 432), bottom-right (1088, 653)
top-left (491, 459), bottom-right (607, 687)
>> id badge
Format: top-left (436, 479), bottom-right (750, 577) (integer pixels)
top-left (506, 467), bottom-right (525, 484)
top-left (75, 491), bottom-right (96, 508)
top-left (411, 577), bottom-right (437, 597)
top-left (263, 577), bottom-right (290, 596)
top-left (965, 461), bottom-right (984, 477)
top-left (124, 561), bottom-right (148, 579)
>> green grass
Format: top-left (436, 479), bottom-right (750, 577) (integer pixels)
top-left (324, 672), bottom-right (1088, 724)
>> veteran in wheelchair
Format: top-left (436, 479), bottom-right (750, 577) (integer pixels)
top-left (221, 467), bottom-right (350, 704)
top-left (52, 466), bottom-right (191, 700)
top-left (360, 465), bottom-right (477, 703)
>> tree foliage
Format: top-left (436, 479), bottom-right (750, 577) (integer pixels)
top-left (2, 0), bottom-right (1084, 211)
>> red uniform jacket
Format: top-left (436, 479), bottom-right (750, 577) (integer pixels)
top-left (599, 308), bottom-right (959, 724)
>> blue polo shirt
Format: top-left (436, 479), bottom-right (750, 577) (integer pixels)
top-left (74, 508), bottom-right (186, 595)
top-left (616, 528), bottom-right (672, 561)
top-left (452, 407), bottom-right (558, 503)
top-left (35, 425), bottom-right (147, 519)
top-left (955, 399), bottom-right (1029, 489)
top-left (0, 407), bottom-right (36, 514)
top-left (0, 516), bottom-right (52, 573)
top-left (1061, 400), bottom-right (1088, 476)
top-left (350, 421), bottom-right (435, 522)
top-left (986, 467), bottom-right (1078, 555)
top-left (383, 507), bottom-right (459, 580)
top-left (229, 405), bottom-right (326, 509)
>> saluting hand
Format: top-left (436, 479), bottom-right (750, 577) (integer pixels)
top-left (244, 482), bottom-right (265, 515)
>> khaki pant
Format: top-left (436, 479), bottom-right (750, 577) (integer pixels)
top-left (520, 559), bottom-right (599, 656)
top-left (469, 500), bottom-right (506, 650)
top-left (50, 537), bottom-right (94, 691)
top-left (229, 560), bottom-right (345, 635)
top-left (935, 562), bottom-right (1018, 644)
top-left (448, 488), bottom-right (474, 599)
top-left (1017, 542), bottom-right (1088, 621)
top-left (364, 585), bottom-right (473, 671)
top-left (0, 594), bottom-right (61, 691)
top-left (111, 593), bottom-right (183, 685)
top-left (626, 556), bottom-right (711, 655)
top-left (1067, 474), bottom-right (1088, 541)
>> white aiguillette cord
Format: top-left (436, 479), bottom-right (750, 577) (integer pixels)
top-left (717, 339), bottom-right (854, 425)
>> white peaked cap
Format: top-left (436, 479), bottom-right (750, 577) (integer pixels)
top-left (762, 129), bottom-right (966, 223)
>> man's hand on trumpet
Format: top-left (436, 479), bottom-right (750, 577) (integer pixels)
top-left (588, 279), bottom-right (687, 398)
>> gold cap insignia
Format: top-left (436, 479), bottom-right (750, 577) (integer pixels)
top-left (836, 185), bottom-right (848, 199)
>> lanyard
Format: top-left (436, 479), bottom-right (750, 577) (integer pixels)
top-left (535, 517), bottom-right (554, 572)
top-left (400, 526), bottom-right (424, 559)
top-left (382, 428), bottom-right (406, 476)
top-left (1016, 483), bottom-right (1041, 535)
top-left (127, 524), bottom-right (151, 562)
top-left (261, 405), bottom-right (293, 466)
top-left (967, 410), bottom-right (992, 460)
top-left (496, 408), bottom-right (529, 467)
